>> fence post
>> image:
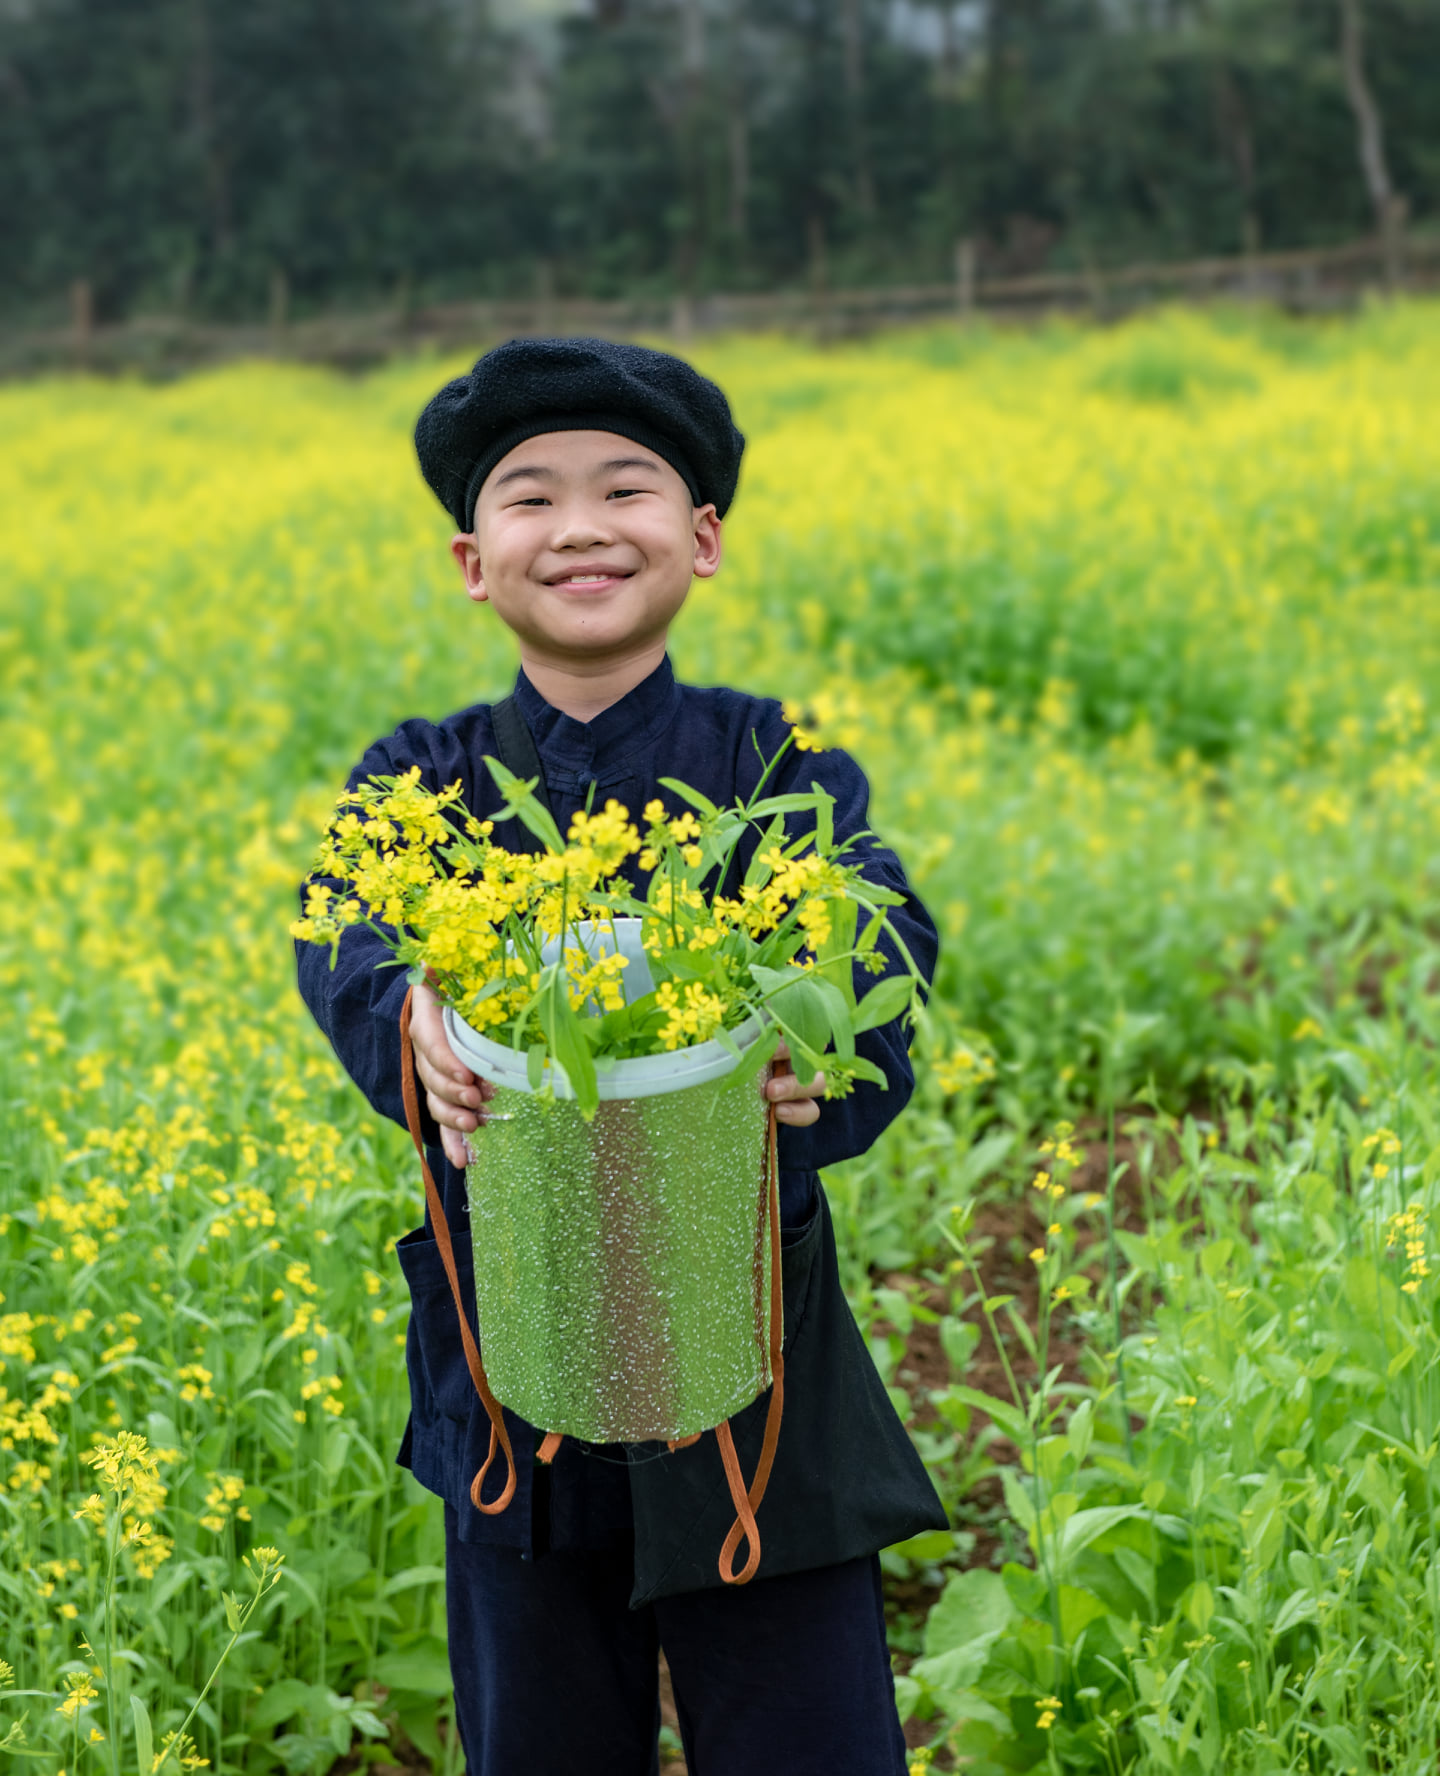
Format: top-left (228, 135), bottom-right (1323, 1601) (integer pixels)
top-left (70, 278), bottom-right (94, 357)
top-left (268, 268), bottom-right (290, 337)
top-left (955, 237), bottom-right (976, 321)
top-left (808, 214), bottom-right (831, 342)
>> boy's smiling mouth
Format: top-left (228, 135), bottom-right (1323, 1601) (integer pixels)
top-left (544, 564), bottom-right (637, 591)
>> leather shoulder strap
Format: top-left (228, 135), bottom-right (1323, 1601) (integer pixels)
top-left (490, 693), bottom-right (555, 855)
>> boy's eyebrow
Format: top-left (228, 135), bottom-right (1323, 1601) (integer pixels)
top-left (599, 456), bottom-right (664, 475)
top-left (493, 462), bottom-right (558, 487)
top-left (492, 454), bottom-right (664, 489)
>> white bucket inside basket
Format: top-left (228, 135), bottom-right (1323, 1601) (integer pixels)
top-left (441, 917), bottom-right (763, 1102)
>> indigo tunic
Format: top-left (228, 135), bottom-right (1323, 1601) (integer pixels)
top-left (295, 657), bottom-right (940, 1562)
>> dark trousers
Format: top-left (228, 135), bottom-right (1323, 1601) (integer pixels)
top-left (444, 1511), bottom-right (908, 1775)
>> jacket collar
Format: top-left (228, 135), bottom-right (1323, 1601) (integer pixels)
top-left (513, 655), bottom-right (681, 783)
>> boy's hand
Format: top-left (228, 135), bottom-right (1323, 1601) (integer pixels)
top-left (765, 1042), bottom-right (825, 1128)
top-left (410, 982), bottom-right (494, 1168)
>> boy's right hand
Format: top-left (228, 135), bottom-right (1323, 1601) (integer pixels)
top-left (410, 982), bottom-right (494, 1169)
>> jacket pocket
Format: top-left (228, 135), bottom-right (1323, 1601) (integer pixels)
top-left (396, 1225), bottom-right (482, 1423)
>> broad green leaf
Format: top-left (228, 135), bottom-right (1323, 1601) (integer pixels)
top-left (372, 1645), bottom-right (454, 1697)
top-left (939, 1315), bottom-right (980, 1373)
top-left (807, 974), bottom-right (854, 1059)
top-left (922, 1567), bottom-right (1014, 1658)
top-left (131, 1695), bottom-right (155, 1776)
top-left (249, 1679), bottom-right (325, 1731)
top-left (1053, 1505), bottom-right (1152, 1571)
top-left (1058, 1583), bottom-right (1107, 1640)
top-left (852, 973), bottom-right (915, 1034)
top-left (751, 968), bottom-right (833, 1066)
top-left (1183, 1579), bottom-right (1215, 1632)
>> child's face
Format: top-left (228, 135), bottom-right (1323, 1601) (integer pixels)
top-left (452, 429), bottom-right (722, 666)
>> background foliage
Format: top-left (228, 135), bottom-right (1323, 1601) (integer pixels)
top-left (5, 303), bottom-right (1440, 1771)
top-left (2, 0), bottom-right (1439, 323)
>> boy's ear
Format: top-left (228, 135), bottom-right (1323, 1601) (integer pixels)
top-left (450, 532), bottom-right (488, 602)
top-left (692, 505), bottom-right (722, 581)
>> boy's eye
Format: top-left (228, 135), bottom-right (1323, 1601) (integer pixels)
top-left (513, 496), bottom-right (551, 507)
top-left (607, 488), bottom-right (642, 500)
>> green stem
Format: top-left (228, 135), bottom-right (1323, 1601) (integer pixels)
top-left (161, 1569), bottom-right (275, 1774)
top-left (103, 1494), bottom-right (122, 1776)
top-left (1105, 1084), bottom-right (1135, 1469)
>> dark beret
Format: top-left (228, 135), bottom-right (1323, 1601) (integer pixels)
top-left (414, 336), bottom-right (746, 531)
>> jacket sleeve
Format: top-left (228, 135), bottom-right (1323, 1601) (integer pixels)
top-left (763, 735), bottom-right (939, 1174)
top-left (294, 729), bottom-right (441, 1137)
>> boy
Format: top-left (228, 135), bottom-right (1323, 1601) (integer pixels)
top-left (296, 337), bottom-right (945, 1775)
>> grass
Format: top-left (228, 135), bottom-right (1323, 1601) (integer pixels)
top-left (3, 300), bottom-right (1440, 1773)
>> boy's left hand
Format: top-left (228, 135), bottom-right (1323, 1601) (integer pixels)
top-left (765, 1042), bottom-right (824, 1127)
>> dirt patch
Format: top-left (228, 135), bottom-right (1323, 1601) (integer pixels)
top-left (874, 1121), bottom-right (1170, 1573)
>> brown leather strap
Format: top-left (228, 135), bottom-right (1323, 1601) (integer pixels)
top-left (716, 1104), bottom-right (785, 1585)
top-left (536, 1431), bottom-right (564, 1465)
top-left (400, 987), bottom-right (517, 1515)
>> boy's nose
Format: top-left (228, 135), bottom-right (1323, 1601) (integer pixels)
top-left (550, 509), bottom-right (616, 549)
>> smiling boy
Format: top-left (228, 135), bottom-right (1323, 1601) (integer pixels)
top-left (297, 338), bottom-right (945, 1775)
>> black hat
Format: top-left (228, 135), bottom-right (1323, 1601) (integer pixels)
top-left (414, 336), bottom-right (746, 531)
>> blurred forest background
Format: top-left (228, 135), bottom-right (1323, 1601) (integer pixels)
top-left (2, 0), bottom-right (1438, 329)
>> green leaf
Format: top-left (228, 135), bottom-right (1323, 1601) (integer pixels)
top-left (922, 1567), bottom-right (1014, 1658)
top-left (815, 894), bottom-right (859, 1007)
top-left (249, 1680), bottom-right (324, 1731)
top-left (379, 1565), bottom-right (446, 1597)
top-left (810, 781), bottom-right (834, 853)
top-left (372, 1645), bottom-right (453, 1697)
top-left (887, 1528), bottom-right (962, 1564)
top-left (1271, 1588), bottom-right (1320, 1634)
top-left (750, 966), bottom-right (834, 1070)
top-left (942, 1384), bottom-right (1029, 1447)
top-left (748, 793), bottom-right (825, 816)
top-left (1053, 1505), bottom-right (1152, 1572)
top-left (1183, 1579), bottom-right (1215, 1632)
top-left (656, 777), bottom-right (719, 819)
top-left (131, 1695), bottom-right (154, 1776)
top-left (482, 755), bottom-right (564, 853)
top-left (1059, 1583), bottom-right (1108, 1640)
top-left (722, 1025), bottom-right (782, 1096)
top-left (938, 1315), bottom-right (980, 1373)
top-left (853, 974), bottom-right (915, 1034)
top-left (536, 968), bottom-right (597, 1117)
top-left (844, 1055), bottom-right (888, 1087)
top-left (526, 1042), bottom-right (545, 1091)
top-left (808, 974), bottom-right (854, 1059)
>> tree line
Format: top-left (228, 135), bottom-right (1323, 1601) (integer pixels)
top-left (1, 0), bottom-right (1435, 326)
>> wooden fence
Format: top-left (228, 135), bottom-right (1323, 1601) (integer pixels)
top-left (4, 229), bottom-right (1437, 379)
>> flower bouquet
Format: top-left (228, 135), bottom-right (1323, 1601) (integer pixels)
top-left (293, 734), bottom-right (925, 1461)
top-left (294, 736), bottom-right (925, 1119)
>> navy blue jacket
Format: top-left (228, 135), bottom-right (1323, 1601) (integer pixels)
top-left (296, 658), bottom-right (939, 1555)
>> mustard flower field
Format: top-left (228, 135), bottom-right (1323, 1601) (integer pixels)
top-left (6, 304), bottom-right (1440, 1774)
